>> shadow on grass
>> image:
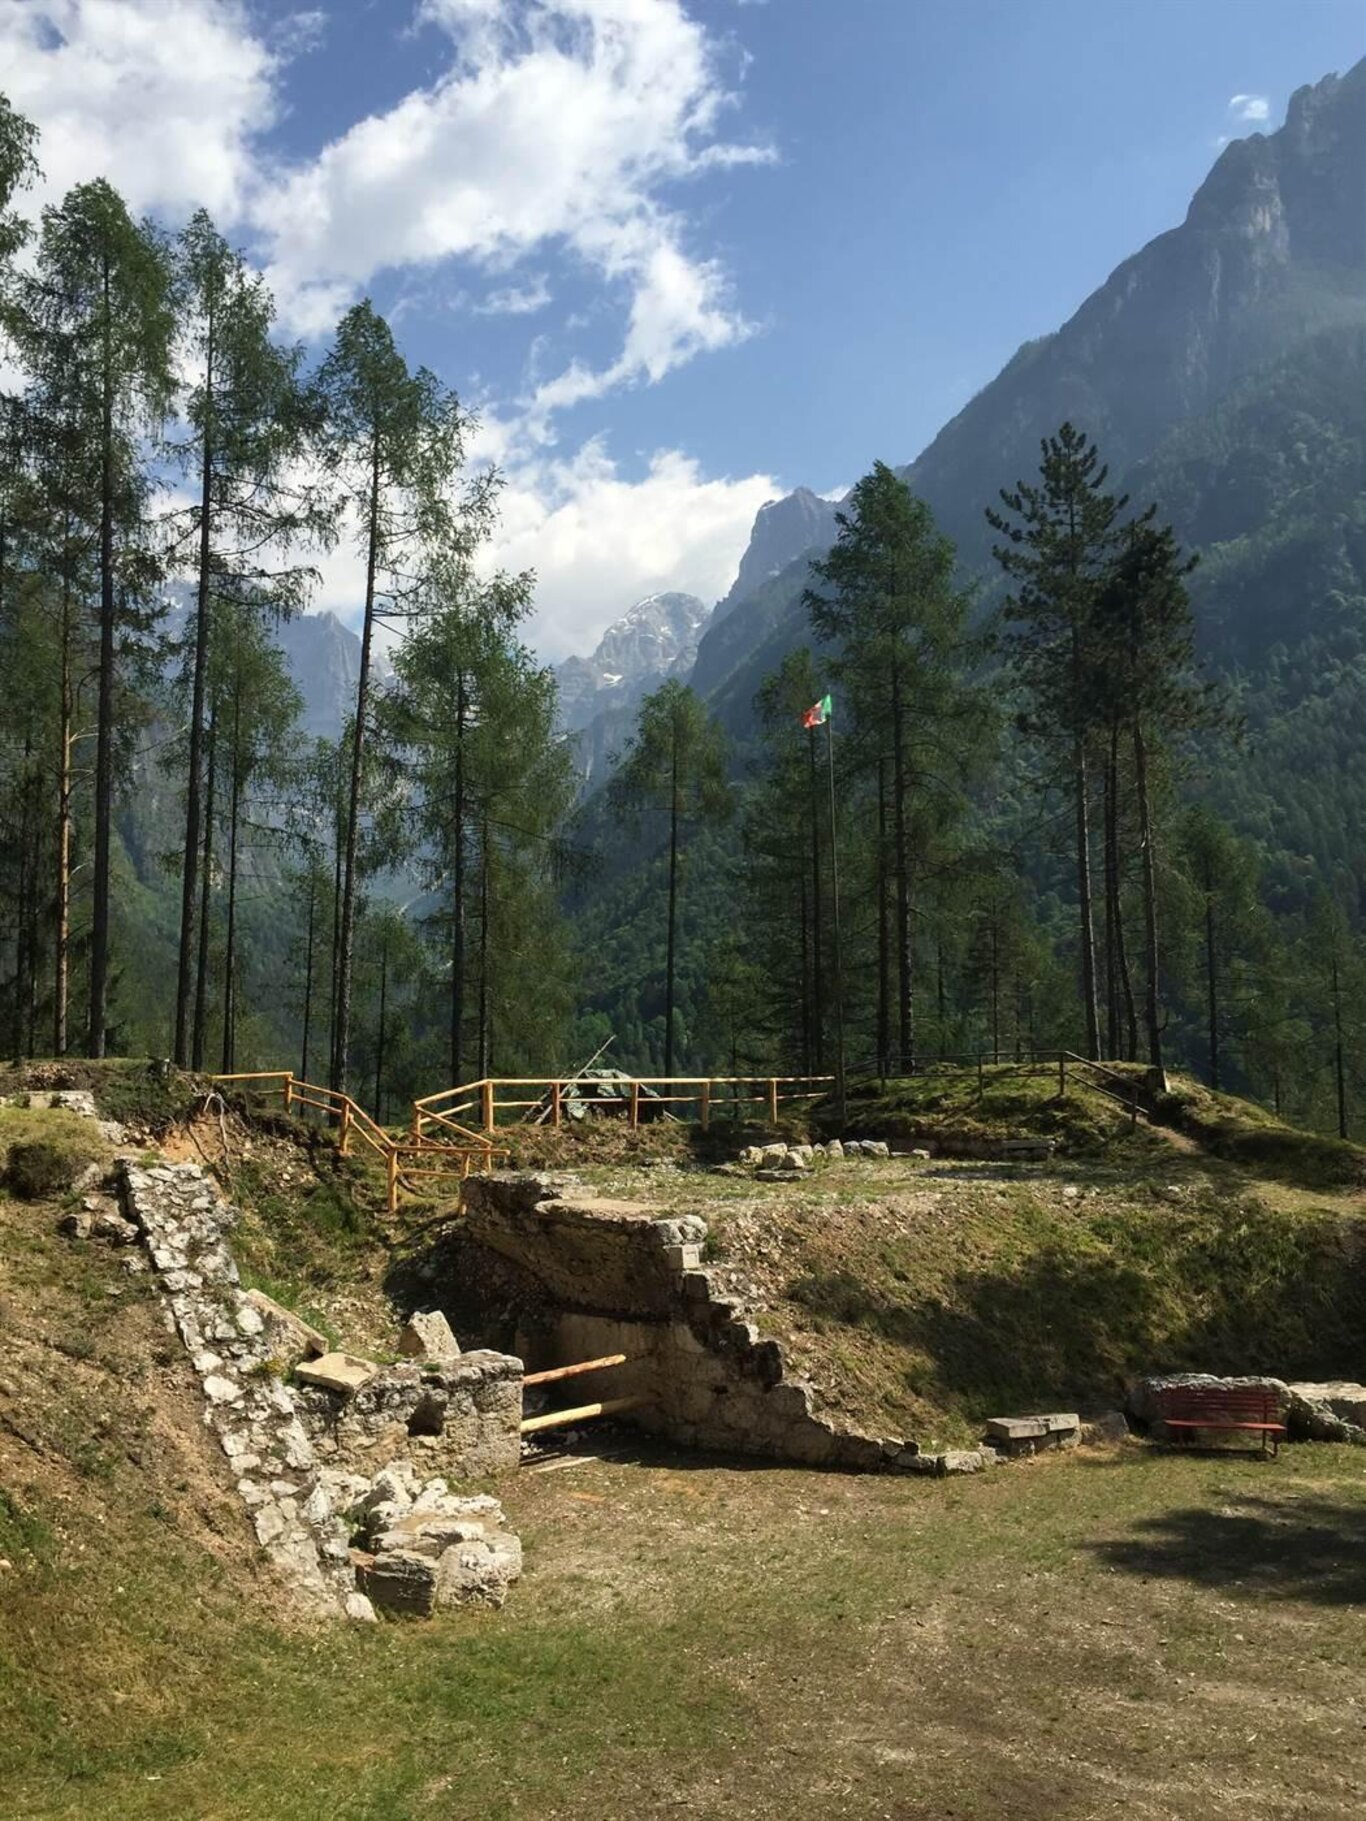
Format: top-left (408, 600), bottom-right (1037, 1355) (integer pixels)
top-left (790, 1199), bottom-right (1366, 1420)
top-left (1089, 1491), bottom-right (1366, 1604)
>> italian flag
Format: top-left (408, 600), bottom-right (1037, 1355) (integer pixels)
top-left (801, 694), bottom-right (832, 729)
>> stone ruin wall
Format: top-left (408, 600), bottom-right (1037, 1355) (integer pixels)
top-left (460, 1174), bottom-right (983, 1474)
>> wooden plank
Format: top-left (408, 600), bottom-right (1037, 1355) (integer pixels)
top-left (519, 1396), bottom-right (644, 1435)
top-left (523, 1353), bottom-right (628, 1388)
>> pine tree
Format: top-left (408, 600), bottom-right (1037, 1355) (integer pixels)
top-left (611, 682), bottom-right (732, 1080)
top-left (381, 568), bottom-right (574, 1084)
top-left (23, 181), bottom-right (174, 1056)
top-left (166, 210), bottom-right (323, 1066)
top-left (204, 601), bottom-right (302, 1073)
top-left (807, 462), bottom-right (989, 1071)
top-left (988, 425), bottom-right (1127, 1062)
top-left (747, 649), bottom-right (832, 1071)
top-left (1094, 512), bottom-right (1210, 1085)
top-left (314, 301), bottom-right (489, 1092)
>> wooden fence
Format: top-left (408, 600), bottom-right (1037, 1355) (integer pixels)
top-left (211, 1071), bottom-right (506, 1213)
top-left (214, 1051), bottom-right (1152, 1212)
top-left (412, 1072), bottom-right (835, 1136)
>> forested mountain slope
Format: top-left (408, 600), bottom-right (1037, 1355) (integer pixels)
top-left (568, 59), bottom-right (1366, 1083)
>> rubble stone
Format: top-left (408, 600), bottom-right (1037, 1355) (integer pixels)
top-left (397, 1310), bottom-right (462, 1361)
top-left (243, 1288), bottom-right (328, 1362)
top-left (296, 1352), bottom-right (379, 1396)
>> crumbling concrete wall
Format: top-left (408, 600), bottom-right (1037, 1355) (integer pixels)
top-left (461, 1174), bottom-right (946, 1473)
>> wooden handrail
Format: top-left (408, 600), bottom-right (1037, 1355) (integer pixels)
top-left (210, 1072), bottom-right (500, 1214)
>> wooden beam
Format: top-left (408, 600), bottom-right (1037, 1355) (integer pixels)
top-left (523, 1353), bottom-right (628, 1388)
top-left (519, 1396), bottom-right (644, 1435)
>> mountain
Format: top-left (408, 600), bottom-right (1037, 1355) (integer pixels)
top-left (554, 591), bottom-right (709, 734)
top-left (903, 59), bottom-right (1366, 564)
top-left (565, 57), bottom-right (1366, 1072)
top-left (552, 591), bottom-right (709, 787)
top-left (687, 59), bottom-right (1366, 734)
top-left (688, 487), bottom-right (842, 716)
top-left (712, 487), bottom-right (842, 624)
top-left (276, 611), bottom-right (367, 740)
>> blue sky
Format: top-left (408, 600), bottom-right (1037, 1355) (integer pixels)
top-left (4, 1), bottom-right (1363, 657)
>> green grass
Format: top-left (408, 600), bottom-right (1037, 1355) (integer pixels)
top-left (1152, 1076), bottom-right (1366, 1188)
top-left (5, 1427), bottom-right (1366, 1820)
top-left (5, 1076), bottom-right (1366, 1817)
top-left (813, 1061), bottom-right (1157, 1155)
top-left (0, 1106), bottom-right (112, 1179)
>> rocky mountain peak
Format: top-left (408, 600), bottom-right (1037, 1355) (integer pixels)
top-left (715, 486), bottom-right (842, 623)
top-left (554, 591), bottom-right (709, 735)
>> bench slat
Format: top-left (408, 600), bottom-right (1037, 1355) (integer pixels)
top-left (1165, 1413), bottom-right (1282, 1427)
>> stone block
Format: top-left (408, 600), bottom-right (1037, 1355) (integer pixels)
top-left (296, 1352), bottom-right (379, 1396)
top-left (1079, 1411), bottom-right (1130, 1446)
top-left (244, 1289), bottom-right (329, 1362)
top-left (360, 1548), bottom-right (438, 1617)
top-left (397, 1310), bottom-right (461, 1361)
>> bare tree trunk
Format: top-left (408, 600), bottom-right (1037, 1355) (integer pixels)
top-left (664, 729), bottom-right (679, 1080)
top-left (890, 667), bottom-right (915, 1070)
top-left (13, 736), bottom-right (34, 1056)
top-left (449, 671), bottom-right (467, 1086)
top-left (798, 871), bottom-right (811, 1077)
top-left (332, 432), bottom-right (382, 1092)
top-left (373, 930), bottom-right (388, 1123)
top-left (89, 254), bottom-right (116, 1058)
top-left (300, 873), bottom-right (315, 1083)
top-left (191, 702), bottom-right (217, 1071)
top-left (477, 814), bottom-right (491, 1080)
top-left (1103, 727), bottom-right (1120, 1059)
top-left (876, 755), bottom-right (890, 1077)
top-left (1073, 733), bottom-right (1101, 1062)
top-left (220, 692), bottom-right (242, 1075)
top-left (1106, 724), bottom-right (1139, 1061)
top-left (329, 769), bottom-right (343, 1064)
top-left (174, 306), bottom-right (215, 1065)
top-left (1132, 717), bottom-right (1165, 1088)
top-left (807, 727), bottom-right (823, 1068)
top-left (54, 575), bottom-right (74, 1056)
top-left (1203, 862), bottom-right (1220, 1092)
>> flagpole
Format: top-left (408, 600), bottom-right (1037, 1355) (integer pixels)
top-left (825, 711), bottom-right (847, 1125)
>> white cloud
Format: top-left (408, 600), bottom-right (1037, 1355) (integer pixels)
top-left (1228, 92), bottom-right (1270, 123)
top-left (301, 436), bottom-right (776, 666)
top-left (0, 0), bottom-right (281, 223)
top-left (1, 1), bottom-right (779, 664)
top-left (477, 440), bottom-right (777, 661)
top-left (254, 0), bottom-right (772, 384)
top-left (476, 275), bottom-right (553, 316)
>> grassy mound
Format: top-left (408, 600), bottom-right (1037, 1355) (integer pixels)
top-left (813, 1062), bottom-right (1156, 1156)
top-left (1151, 1077), bottom-right (1366, 1189)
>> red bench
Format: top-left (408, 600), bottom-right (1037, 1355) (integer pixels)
top-left (1154, 1384), bottom-right (1286, 1457)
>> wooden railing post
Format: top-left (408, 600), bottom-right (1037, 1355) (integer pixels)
top-left (629, 1080), bottom-right (641, 1130)
top-left (699, 1079), bottom-right (711, 1130)
top-left (767, 1077), bottom-right (778, 1123)
top-left (339, 1099), bottom-right (352, 1155)
top-left (481, 1080), bottom-right (494, 1133)
top-left (386, 1147), bottom-right (398, 1216)
top-left (283, 1073), bottom-right (294, 1114)
top-left (551, 1080), bottom-right (562, 1128)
